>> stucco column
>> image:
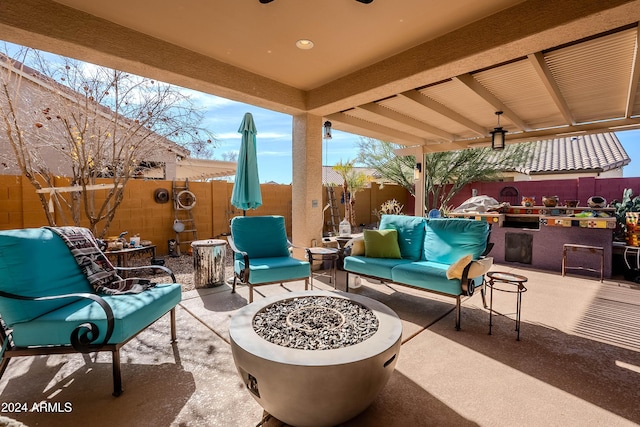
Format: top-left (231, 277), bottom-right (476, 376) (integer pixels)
top-left (291, 114), bottom-right (323, 256)
top-left (413, 150), bottom-right (425, 217)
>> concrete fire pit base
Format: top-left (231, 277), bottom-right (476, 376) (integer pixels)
top-left (229, 290), bottom-right (402, 427)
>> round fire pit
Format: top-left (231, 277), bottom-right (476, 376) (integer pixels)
top-left (229, 290), bottom-right (402, 427)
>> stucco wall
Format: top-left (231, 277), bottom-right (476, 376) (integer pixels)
top-left (0, 175), bottom-right (409, 255)
top-left (447, 176), bottom-right (640, 210)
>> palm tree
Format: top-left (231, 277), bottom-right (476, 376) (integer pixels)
top-left (332, 160), bottom-right (369, 227)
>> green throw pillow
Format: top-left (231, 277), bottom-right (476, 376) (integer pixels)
top-left (364, 229), bottom-right (402, 259)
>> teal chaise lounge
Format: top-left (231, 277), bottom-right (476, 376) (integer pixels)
top-left (0, 227), bottom-right (182, 396)
top-left (228, 215), bottom-right (310, 303)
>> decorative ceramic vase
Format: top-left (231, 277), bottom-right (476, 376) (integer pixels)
top-left (564, 200), bottom-right (579, 208)
top-left (587, 196), bottom-right (606, 208)
top-left (542, 196), bottom-right (559, 207)
top-left (521, 196), bottom-right (535, 207)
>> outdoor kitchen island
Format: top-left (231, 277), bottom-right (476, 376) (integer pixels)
top-left (449, 206), bottom-right (615, 279)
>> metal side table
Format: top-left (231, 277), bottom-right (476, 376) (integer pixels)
top-left (306, 247), bottom-right (340, 289)
top-left (487, 271), bottom-right (528, 341)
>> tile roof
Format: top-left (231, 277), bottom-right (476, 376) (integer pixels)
top-left (512, 132), bottom-right (630, 175)
top-left (321, 132), bottom-right (630, 185)
top-left (321, 166), bottom-right (384, 186)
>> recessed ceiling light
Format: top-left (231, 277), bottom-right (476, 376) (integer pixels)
top-left (296, 39), bottom-right (314, 50)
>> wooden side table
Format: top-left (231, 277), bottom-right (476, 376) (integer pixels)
top-left (487, 271), bottom-right (528, 341)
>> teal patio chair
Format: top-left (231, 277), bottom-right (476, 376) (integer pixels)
top-left (228, 216), bottom-right (310, 303)
top-left (0, 227), bottom-right (182, 396)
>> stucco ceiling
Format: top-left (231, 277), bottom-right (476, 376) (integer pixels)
top-left (1, 0), bottom-right (640, 152)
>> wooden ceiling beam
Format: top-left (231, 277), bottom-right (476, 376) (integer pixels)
top-left (528, 52), bottom-right (575, 125)
top-left (399, 90), bottom-right (487, 137)
top-left (455, 73), bottom-right (530, 131)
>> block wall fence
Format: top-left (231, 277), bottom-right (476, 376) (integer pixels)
top-left (0, 175), bottom-right (410, 256)
top-left (447, 176), bottom-right (640, 210)
top-left (5, 174), bottom-right (640, 256)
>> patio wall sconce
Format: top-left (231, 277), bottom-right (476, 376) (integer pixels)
top-left (491, 111), bottom-right (506, 151)
top-left (414, 162), bottom-right (422, 181)
top-left (324, 121), bottom-right (333, 140)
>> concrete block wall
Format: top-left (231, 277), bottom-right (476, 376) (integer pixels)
top-left (0, 175), bottom-right (308, 255)
top-left (448, 176), bottom-right (640, 209)
top-left (321, 184), bottom-right (411, 232)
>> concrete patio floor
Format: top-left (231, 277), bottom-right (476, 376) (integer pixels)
top-left (1, 264), bottom-right (639, 427)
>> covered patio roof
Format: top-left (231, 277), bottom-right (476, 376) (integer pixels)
top-left (144, 158), bottom-right (237, 181)
top-left (2, 0), bottom-right (640, 244)
top-left (1, 0), bottom-right (639, 151)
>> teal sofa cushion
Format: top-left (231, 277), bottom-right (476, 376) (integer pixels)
top-left (379, 215), bottom-right (426, 261)
top-left (11, 283), bottom-right (182, 347)
top-left (391, 261), bottom-right (466, 296)
top-left (231, 216), bottom-right (290, 259)
top-left (343, 256), bottom-right (412, 281)
top-left (0, 228), bottom-right (93, 325)
top-left (235, 257), bottom-right (310, 285)
top-left (423, 218), bottom-right (489, 264)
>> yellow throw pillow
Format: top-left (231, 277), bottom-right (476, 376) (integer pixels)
top-left (446, 255), bottom-right (493, 280)
top-left (446, 254), bottom-right (472, 280)
top-left (363, 229), bottom-right (401, 259)
top-left (350, 237), bottom-right (365, 256)
top-left (468, 257), bottom-right (493, 278)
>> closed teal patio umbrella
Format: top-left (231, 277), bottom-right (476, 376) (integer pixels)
top-left (231, 112), bottom-right (262, 215)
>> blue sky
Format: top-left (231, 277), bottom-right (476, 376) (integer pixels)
top-left (198, 91), bottom-right (640, 184)
top-left (5, 41), bottom-right (640, 184)
top-left (184, 89), bottom-right (365, 184)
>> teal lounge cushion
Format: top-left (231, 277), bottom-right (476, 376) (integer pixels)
top-left (11, 283), bottom-right (182, 347)
top-left (343, 256), bottom-right (411, 281)
top-left (0, 228), bottom-right (93, 325)
top-left (364, 229), bottom-right (402, 259)
top-left (423, 218), bottom-right (489, 264)
top-left (235, 256), bottom-right (310, 284)
top-left (231, 216), bottom-right (290, 259)
top-left (379, 215), bottom-right (426, 260)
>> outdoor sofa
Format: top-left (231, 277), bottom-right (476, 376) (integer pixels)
top-left (343, 215), bottom-right (493, 329)
top-left (0, 227), bottom-right (182, 396)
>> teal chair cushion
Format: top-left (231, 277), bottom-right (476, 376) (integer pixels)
top-left (343, 255), bottom-right (412, 281)
top-left (235, 257), bottom-right (310, 284)
top-left (379, 215), bottom-right (426, 261)
top-left (231, 216), bottom-right (290, 259)
top-left (11, 283), bottom-right (182, 347)
top-left (423, 219), bottom-right (489, 264)
top-left (0, 228), bottom-right (93, 325)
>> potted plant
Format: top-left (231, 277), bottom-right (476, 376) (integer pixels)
top-left (609, 188), bottom-right (640, 242)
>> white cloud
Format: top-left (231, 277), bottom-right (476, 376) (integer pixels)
top-left (258, 150), bottom-right (292, 157)
top-left (257, 132), bottom-right (290, 139)
top-left (183, 90), bottom-right (239, 109)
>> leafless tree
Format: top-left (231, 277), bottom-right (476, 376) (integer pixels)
top-left (0, 47), bottom-right (217, 237)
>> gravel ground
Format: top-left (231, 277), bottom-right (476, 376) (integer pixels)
top-left (132, 253), bottom-right (235, 292)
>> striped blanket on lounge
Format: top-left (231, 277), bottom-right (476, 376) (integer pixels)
top-left (46, 226), bottom-right (155, 295)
